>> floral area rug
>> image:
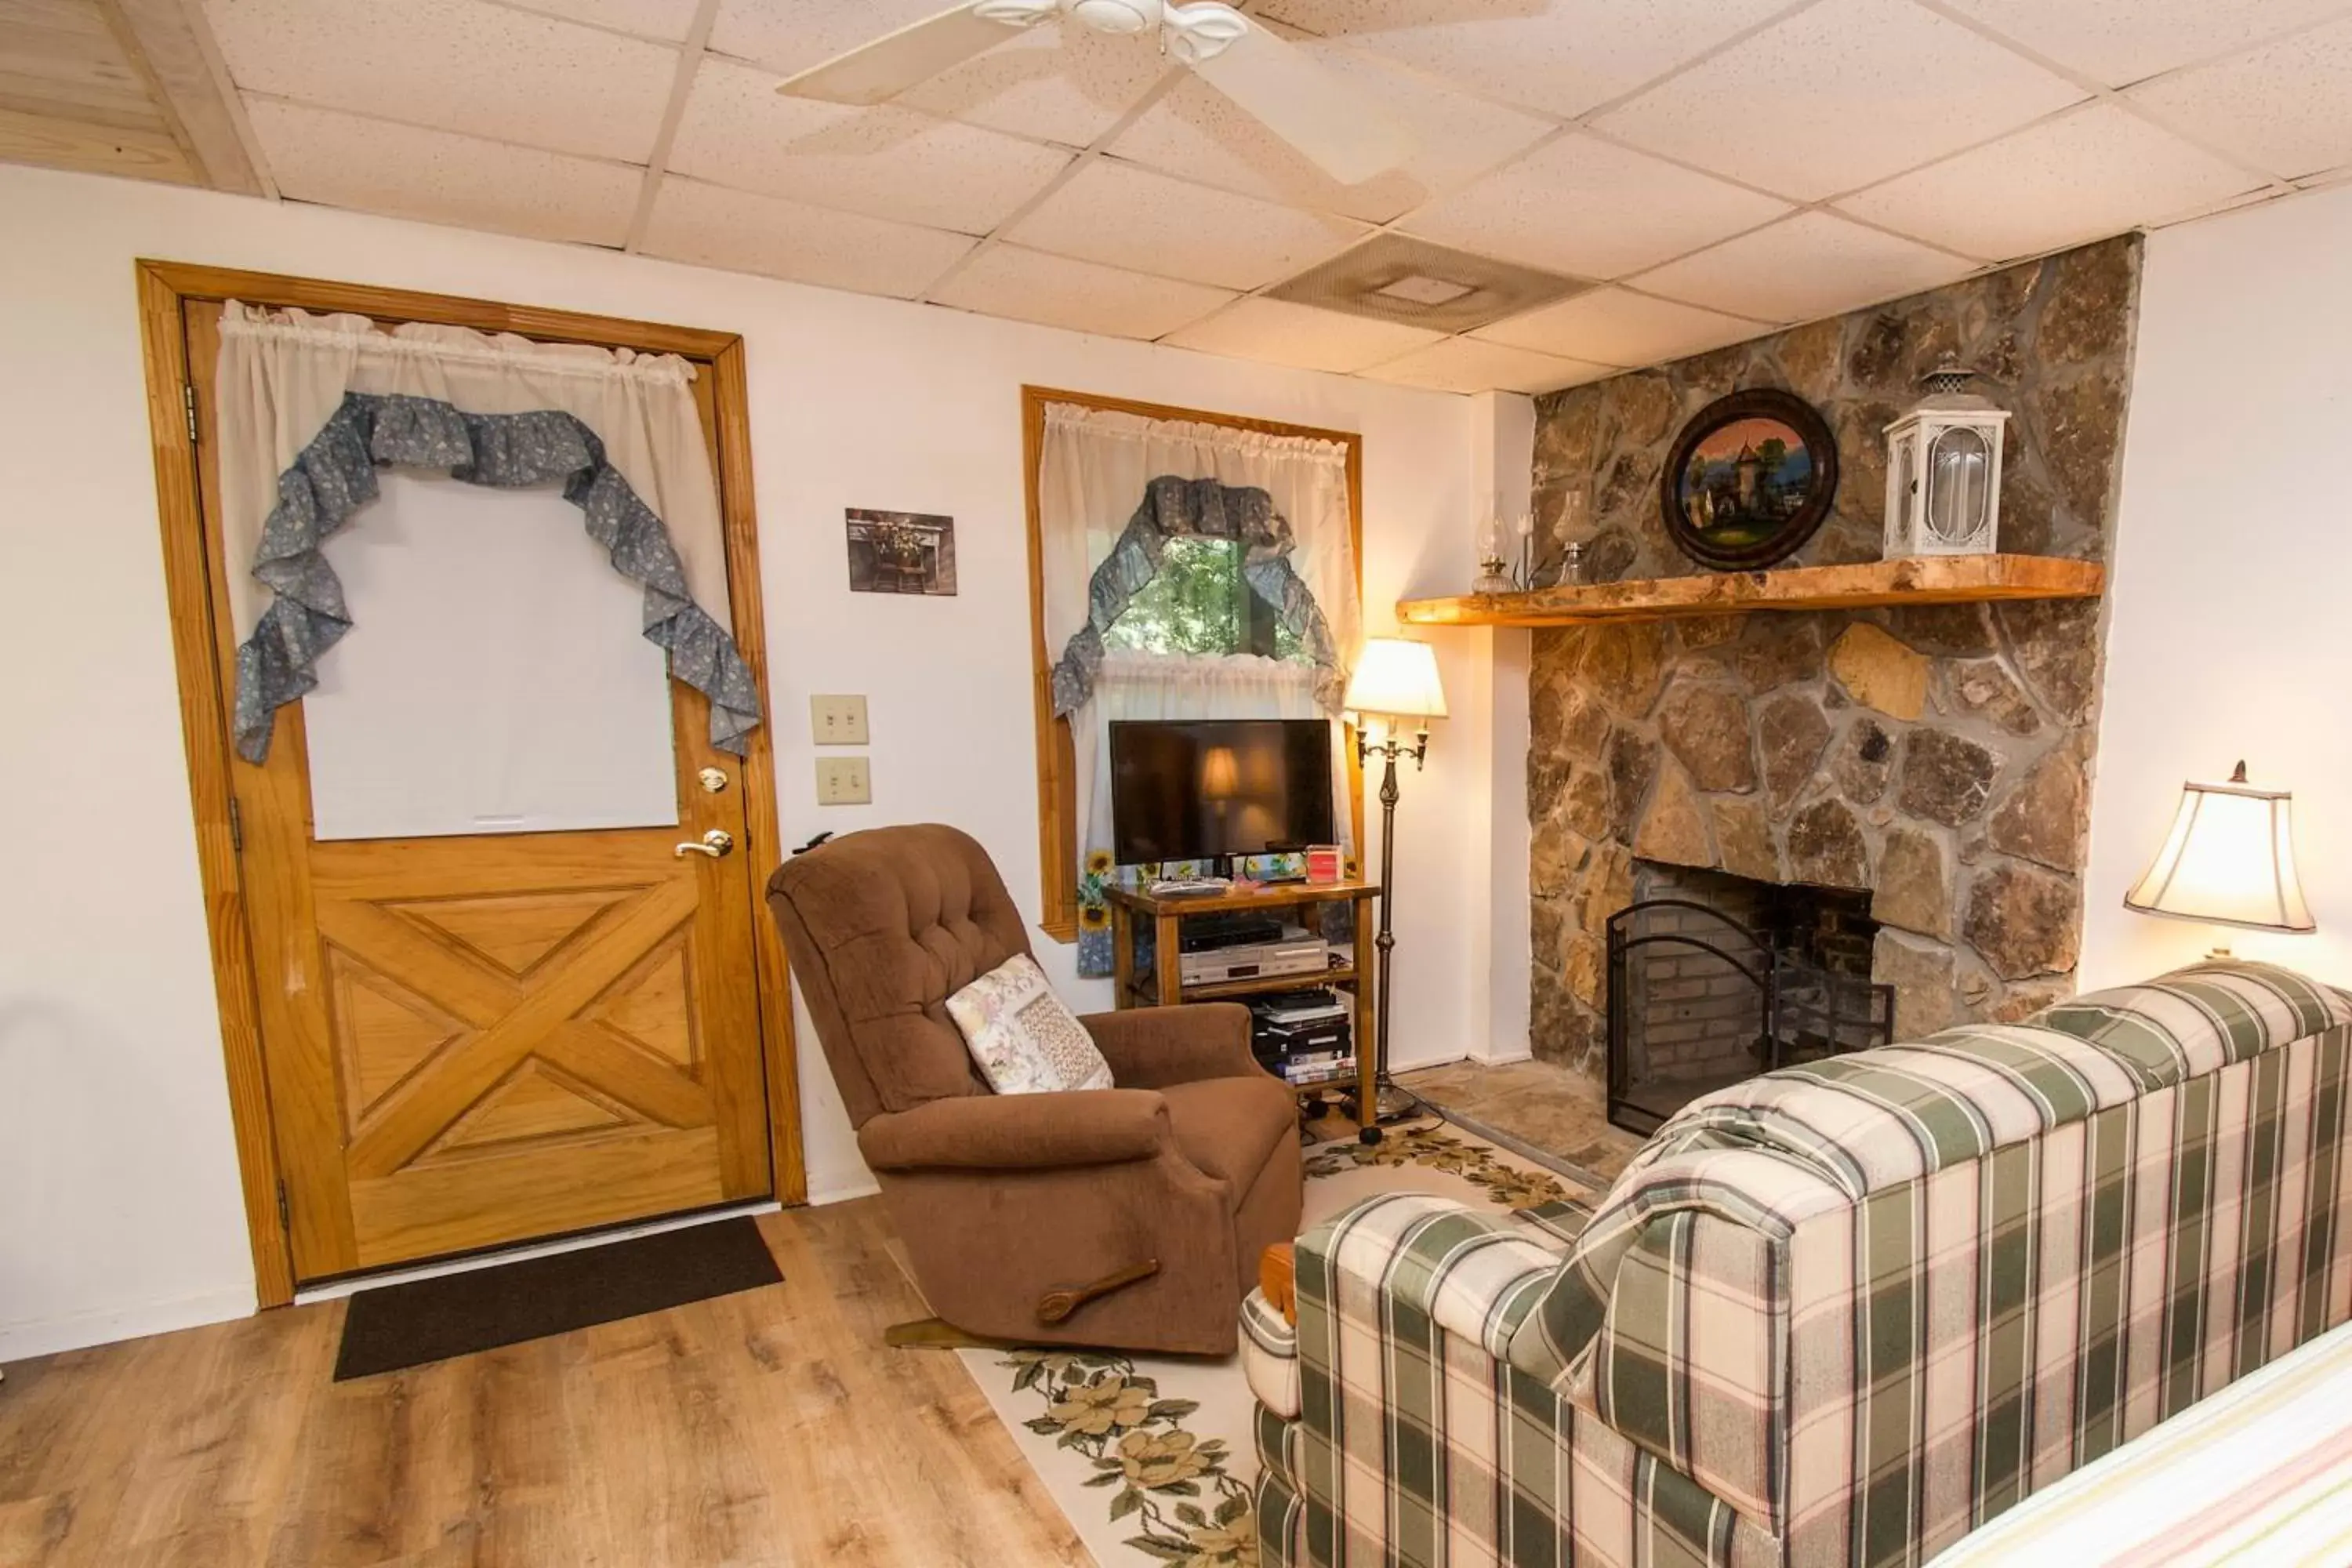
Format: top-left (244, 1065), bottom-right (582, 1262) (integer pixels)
top-left (949, 1122), bottom-right (1602, 1567)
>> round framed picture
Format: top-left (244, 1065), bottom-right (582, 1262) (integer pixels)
top-left (1659, 388), bottom-right (1839, 571)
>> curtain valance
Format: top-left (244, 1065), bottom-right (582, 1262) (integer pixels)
top-left (215, 303), bottom-right (758, 762)
top-left (1037, 402), bottom-right (1359, 710)
top-left (1048, 474), bottom-right (1346, 717)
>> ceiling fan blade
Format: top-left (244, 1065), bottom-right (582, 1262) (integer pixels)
top-left (777, 4), bottom-right (1032, 106)
top-left (1178, 16), bottom-right (1418, 185)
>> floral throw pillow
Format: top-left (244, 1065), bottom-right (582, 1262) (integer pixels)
top-left (945, 955), bottom-right (1115, 1095)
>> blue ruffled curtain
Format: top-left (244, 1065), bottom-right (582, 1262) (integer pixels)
top-left (212, 303), bottom-right (760, 765)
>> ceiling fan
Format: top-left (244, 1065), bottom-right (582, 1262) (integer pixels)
top-left (777, 1), bottom-right (1418, 187)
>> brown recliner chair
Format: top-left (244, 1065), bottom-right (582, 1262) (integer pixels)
top-left (766, 823), bottom-right (1303, 1355)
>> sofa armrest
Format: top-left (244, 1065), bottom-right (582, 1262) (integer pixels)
top-left (858, 1089), bottom-right (1171, 1172)
top-left (1080, 1004), bottom-right (1261, 1090)
top-left (1297, 1192), bottom-right (1570, 1362)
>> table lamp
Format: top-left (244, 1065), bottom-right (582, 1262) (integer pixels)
top-left (2123, 761), bottom-right (2315, 959)
top-left (1342, 637), bottom-right (1448, 1135)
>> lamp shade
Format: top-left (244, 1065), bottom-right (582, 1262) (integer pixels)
top-left (2123, 764), bottom-right (2315, 934)
top-left (1344, 637), bottom-right (1447, 720)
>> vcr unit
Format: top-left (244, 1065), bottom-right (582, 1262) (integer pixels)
top-left (1176, 924), bottom-right (1331, 987)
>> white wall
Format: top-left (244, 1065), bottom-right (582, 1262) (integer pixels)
top-left (2083, 180), bottom-right (2352, 991)
top-left (1455, 393), bottom-right (1534, 1063)
top-left (0, 164), bottom-right (1481, 1360)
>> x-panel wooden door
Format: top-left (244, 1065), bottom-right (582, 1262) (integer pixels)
top-left (183, 303), bottom-right (772, 1279)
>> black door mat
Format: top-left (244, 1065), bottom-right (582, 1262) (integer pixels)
top-left (333, 1215), bottom-right (782, 1380)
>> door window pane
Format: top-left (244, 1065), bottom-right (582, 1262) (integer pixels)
top-left (303, 470), bottom-right (680, 840)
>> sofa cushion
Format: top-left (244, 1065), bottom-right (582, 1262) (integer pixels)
top-left (1159, 1076), bottom-right (1296, 1190)
top-left (1240, 1288), bottom-right (1301, 1420)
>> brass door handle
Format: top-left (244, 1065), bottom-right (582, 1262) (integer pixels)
top-left (675, 829), bottom-right (734, 858)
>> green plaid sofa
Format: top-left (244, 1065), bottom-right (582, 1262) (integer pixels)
top-left (1245, 961), bottom-right (2352, 1567)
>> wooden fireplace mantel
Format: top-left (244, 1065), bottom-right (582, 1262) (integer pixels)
top-left (1395, 554), bottom-right (2105, 630)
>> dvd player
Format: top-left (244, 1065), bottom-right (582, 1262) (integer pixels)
top-left (1178, 925), bottom-right (1331, 987)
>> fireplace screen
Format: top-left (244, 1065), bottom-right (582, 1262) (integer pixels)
top-left (1605, 862), bottom-right (1894, 1135)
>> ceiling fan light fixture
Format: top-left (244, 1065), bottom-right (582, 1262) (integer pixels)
top-left (971, 0), bottom-right (1062, 27)
top-left (1068, 0), bottom-right (1160, 35)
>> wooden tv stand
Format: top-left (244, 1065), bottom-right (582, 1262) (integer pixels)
top-left (1105, 878), bottom-right (1383, 1139)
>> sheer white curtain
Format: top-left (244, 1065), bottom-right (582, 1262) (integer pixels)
top-left (1039, 402), bottom-right (1359, 682)
top-left (214, 303), bottom-right (729, 644)
top-left (1040, 400), bottom-right (1363, 878)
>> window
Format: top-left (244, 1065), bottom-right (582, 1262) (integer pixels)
top-left (1022, 387), bottom-right (1363, 941)
top-left (1101, 535), bottom-right (1307, 662)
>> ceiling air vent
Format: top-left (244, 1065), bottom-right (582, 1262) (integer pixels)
top-left (1265, 234), bottom-right (1588, 333)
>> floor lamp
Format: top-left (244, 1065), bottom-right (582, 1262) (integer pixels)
top-left (1342, 637), bottom-right (1449, 1135)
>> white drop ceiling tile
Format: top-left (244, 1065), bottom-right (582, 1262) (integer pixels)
top-left (496, 0), bottom-right (705, 43)
top-left (1475, 287), bottom-right (1766, 366)
top-left (1399, 132), bottom-right (1790, 281)
top-left (246, 99), bottom-right (641, 246)
top-left (931, 245), bottom-right (1236, 340)
top-left (640, 176), bottom-right (978, 298)
top-left (1255, 0), bottom-right (1795, 120)
top-left (204, 0), bottom-right (676, 163)
top-left (1631, 212), bottom-right (1976, 325)
top-left (1004, 158), bottom-right (1370, 292)
top-left (1105, 37), bottom-right (1552, 224)
top-left (1593, 0), bottom-right (2086, 202)
top-left (1361, 336), bottom-right (1614, 395)
top-left (668, 56), bottom-right (1073, 234)
top-left (2128, 17), bottom-right (2352, 180)
top-left (1940, 0), bottom-right (2351, 89)
top-left (902, 24), bottom-right (1174, 150)
top-left (1163, 296), bottom-right (1446, 374)
top-left (1836, 103), bottom-right (2266, 263)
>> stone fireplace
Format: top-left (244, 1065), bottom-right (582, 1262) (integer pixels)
top-left (1527, 235), bottom-right (2138, 1084)
top-left (1608, 861), bottom-right (1891, 1133)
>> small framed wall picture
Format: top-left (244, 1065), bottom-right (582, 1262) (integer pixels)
top-left (846, 509), bottom-right (957, 595)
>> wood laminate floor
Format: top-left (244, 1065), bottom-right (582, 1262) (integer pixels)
top-left (0, 1200), bottom-right (1087, 1568)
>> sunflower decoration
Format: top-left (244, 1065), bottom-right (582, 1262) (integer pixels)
top-left (1080, 902), bottom-right (1112, 932)
top-left (1085, 848), bottom-right (1116, 877)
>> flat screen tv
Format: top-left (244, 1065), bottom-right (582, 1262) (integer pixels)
top-left (1109, 718), bottom-right (1335, 866)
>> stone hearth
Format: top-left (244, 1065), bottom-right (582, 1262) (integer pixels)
top-left (1527, 235), bottom-right (2138, 1080)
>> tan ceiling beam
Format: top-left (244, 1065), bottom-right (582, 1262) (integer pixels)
top-left (101, 0), bottom-right (273, 196)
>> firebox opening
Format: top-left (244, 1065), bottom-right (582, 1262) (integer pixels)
top-left (1606, 861), bottom-right (1893, 1137)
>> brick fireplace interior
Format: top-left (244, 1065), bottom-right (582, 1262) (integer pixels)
top-left (1608, 862), bottom-right (1893, 1134)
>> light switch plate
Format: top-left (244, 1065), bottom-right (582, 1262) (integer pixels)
top-left (810, 694), bottom-right (869, 746)
top-left (815, 756), bottom-right (871, 806)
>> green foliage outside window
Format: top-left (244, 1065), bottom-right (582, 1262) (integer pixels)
top-left (1102, 536), bottom-right (1305, 661)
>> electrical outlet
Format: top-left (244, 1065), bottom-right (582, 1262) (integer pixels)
top-left (809, 694), bottom-right (869, 746)
top-left (815, 756), bottom-right (871, 805)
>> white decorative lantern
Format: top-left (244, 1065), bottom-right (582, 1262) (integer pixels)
top-left (1882, 359), bottom-right (2010, 558)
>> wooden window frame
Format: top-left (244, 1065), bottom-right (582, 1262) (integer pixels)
top-left (134, 260), bottom-right (803, 1308)
top-left (1021, 386), bottom-right (1366, 942)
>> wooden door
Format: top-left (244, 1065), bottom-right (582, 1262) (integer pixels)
top-left (183, 303), bottom-right (773, 1279)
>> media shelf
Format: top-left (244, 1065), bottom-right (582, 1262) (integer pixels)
top-left (1105, 878), bottom-right (1383, 1137)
